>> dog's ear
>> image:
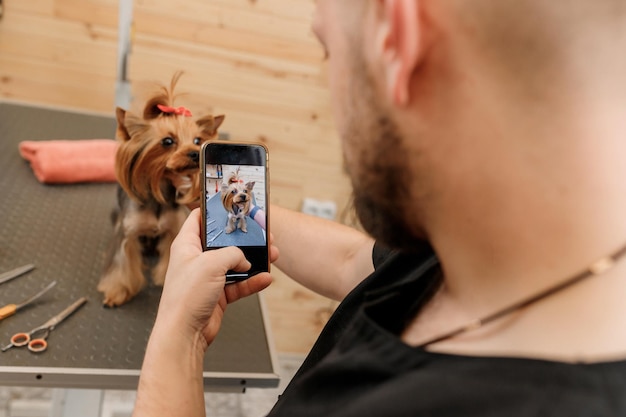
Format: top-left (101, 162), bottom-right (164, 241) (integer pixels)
top-left (115, 107), bottom-right (130, 141)
top-left (116, 107), bottom-right (148, 141)
top-left (196, 114), bottom-right (225, 137)
top-left (245, 181), bottom-right (255, 191)
top-left (116, 107), bottom-right (146, 141)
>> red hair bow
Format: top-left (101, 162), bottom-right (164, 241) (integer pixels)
top-left (157, 104), bottom-right (193, 117)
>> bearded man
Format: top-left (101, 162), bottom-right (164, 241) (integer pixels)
top-left (133, 1), bottom-right (626, 415)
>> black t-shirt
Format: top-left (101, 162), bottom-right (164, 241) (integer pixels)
top-left (267, 243), bottom-right (626, 416)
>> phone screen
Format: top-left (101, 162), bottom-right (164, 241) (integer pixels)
top-left (201, 142), bottom-right (269, 282)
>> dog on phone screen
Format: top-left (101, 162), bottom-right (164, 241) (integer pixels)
top-left (98, 72), bottom-right (225, 307)
top-left (221, 169), bottom-right (255, 234)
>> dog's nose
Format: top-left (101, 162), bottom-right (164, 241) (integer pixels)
top-left (188, 151), bottom-right (199, 162)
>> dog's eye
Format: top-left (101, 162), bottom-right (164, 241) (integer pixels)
top-left (193, 137), bottom-right (201, 145)
top-left (161, 137), bottom-right (175, 147)
top-left (231, 189), bottom-right (237, 195)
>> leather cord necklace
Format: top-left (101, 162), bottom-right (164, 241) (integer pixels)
top-left (418, 242), bottom-right (626, 348)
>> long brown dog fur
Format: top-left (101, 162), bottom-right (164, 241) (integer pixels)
top-left (98, 72), bottom-right (224, 307)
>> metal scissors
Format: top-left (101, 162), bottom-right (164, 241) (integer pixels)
top-left (0, 264), bottom-right (35, 285)
top-left (207, 230), bottom-right (223, 243)
top-left (0, 281), bottom-right (57, 321)
top-left (1, 297), bottom-right (87, 353)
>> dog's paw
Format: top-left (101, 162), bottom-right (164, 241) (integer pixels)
top-left (97, 280), bottom-right (134, 307)
top-left (100, 288), bottom-right (133, 308)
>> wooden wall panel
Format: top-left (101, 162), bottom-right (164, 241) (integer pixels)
top-left (0, 0), bottom-right (119, 111)
top-left (0, 0), bottom-right (352, 355)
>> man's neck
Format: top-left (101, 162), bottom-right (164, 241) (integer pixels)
top-left (402, 106), bottom-right (626, 360)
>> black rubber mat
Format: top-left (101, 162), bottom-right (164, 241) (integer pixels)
top-left (0, 102), bottom-right (277, 389)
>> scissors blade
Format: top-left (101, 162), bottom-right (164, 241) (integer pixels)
top-left (15, 281), bottom-right (57, 311)
top-left (208, 230), bottom-right (223, 243)
top-left (0, 264), bottom-right (35, 285)
top-left (41, 297), bottom-right (88, 330)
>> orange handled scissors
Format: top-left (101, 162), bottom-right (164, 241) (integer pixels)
top-left (0, 281), bottom-right (57, 321)
top-left (1, 297), bottom-right (87, 353)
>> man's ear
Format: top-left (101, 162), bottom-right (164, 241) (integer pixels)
top-left (375, 0), bottom-right (421, 106)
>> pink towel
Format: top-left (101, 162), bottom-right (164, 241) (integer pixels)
top-left (19, 140), bottom-right (118, 184)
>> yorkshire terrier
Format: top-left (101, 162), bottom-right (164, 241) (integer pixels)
top-left (221, 169), bottom-right (255, 234)
top-left (98, 73), bottom-right (224, 307)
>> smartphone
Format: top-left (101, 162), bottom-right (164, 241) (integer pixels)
top-left (200, 142), bottom-right (270, 283)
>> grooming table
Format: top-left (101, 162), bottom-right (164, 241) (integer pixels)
top-left (0, 102), bottom-right (279, 391)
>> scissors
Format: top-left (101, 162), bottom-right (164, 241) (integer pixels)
top-left (0, 280), bottom-right (57, 321)
top-left (207, 230), bottom-right (223, 243)
top-left (0, 264), bottom-right (35, 285)
top-left (1, 297), bottom-right (87, 353)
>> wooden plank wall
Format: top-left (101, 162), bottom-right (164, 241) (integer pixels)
top-left (0, 0), bottom-right (354, 354)
top-left (0, 0), bottom-right (119, 110)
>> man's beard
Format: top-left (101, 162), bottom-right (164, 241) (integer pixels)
top-left (342, 67), bottom-right (427, 252)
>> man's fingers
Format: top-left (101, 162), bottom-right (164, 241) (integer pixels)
top-left (199, 246), bottom-right (251, 276)
top-left (269, 244), bottom-right (280, 263)
top-left (268, 232), bottom-right (279, 263)
top-left (224, 273), bottom-right (272, 303)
